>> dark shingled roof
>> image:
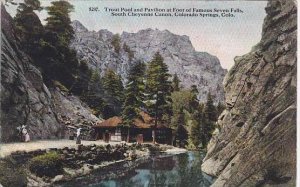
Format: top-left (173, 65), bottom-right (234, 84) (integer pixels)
top-left (95, 111), bottom-right (170, 129)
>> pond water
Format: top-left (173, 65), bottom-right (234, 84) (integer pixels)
top-left (59, 151), bottom-right (214, 187)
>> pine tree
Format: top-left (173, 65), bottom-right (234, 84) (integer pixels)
top-left (45, 0), bottom-right (74, 46)
top-left (40, 0), bottom-right (78, 87)
top-left (175, 108), bottom-right (188, 147)
top-left (122, 61), bottom-right (146, 142)
top-left (123, 43), bottom-right (134, 61)
top-left (145, 52), bottom-right (172, 143)
top-left (200, 92), bottom-right (218, 147)
top-left (111, 34), bottom-right (121, 54)
top-left (14, 0), bottom-right (44, 58)
top-left (81, 70), bottom-right (105, 117)
top-left (191, 105), bottom-right (205, 148)
top-left (69, 60), bottom-right (91, 95)
top-left (189, 85), bottom-right (199, 112)
top-left (204, 92), bottom-right (217, 122)
top-left (102, 69), bottom-right (124, 114)
top-left (172, 73), bottom-right (180, 92)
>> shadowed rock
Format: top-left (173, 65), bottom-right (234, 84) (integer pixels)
top-left (201, 0), bottom-right (297, 186)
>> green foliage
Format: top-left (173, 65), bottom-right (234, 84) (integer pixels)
top-left (13, 0), bottom-right (117, 120)
top-left (123, 43), bottom-right (134, 61)
top-left (79, 69), bottom-right (106, 117)
top-left (145, 52), bottom-right (172, 142)
top-left (102, 69), bottom-right (124, 103)
top-left (186, 138), bottom-right (196, 150)
top-left (14, 0), bottom-right (44, 58)
top-left (0, 157), bottom-right (27, 187)
top-left (171, 90), bottom-right (196, 130)
top-left (145, 52), bottom-right (172, 122)
top-left (204, 92), bottom-right (217, 122)
top-left (190, 93), bottom-right (218, 148)
top-left (171, 91), bottom-right (194, 113)
top-left (101, 69), bottom-right (124, 117)
top-left (45, 0), bottom-right (74, 46)
top-left (190, 105), bottom-right (204, 148)
top-left (69, 60), bottom-right (91, 95)
top-left (217, 101), bottom-right (226, 117)
top-left (148, 145), bottom-right (162, 154)
top-left (189, 85), bottom-right (199, 112)
top-left (172, 73), bottom-right (181, 92)
top-left (14, 0), bottom-right (79, 88)
top-left (111, 34), bottom-right (121, 54)
top-left (37, 0), bottom-right (78, 87)
top-left (171, 90), bottom-right (217, 148)
top-left (122, 61), bottom-right (146, 127)
top-left (29, 152), bottom-right (63, 177)
top-left (53, 80), bottom-right (69, 92)
top-left (175, 108), bottom-right (188, 147)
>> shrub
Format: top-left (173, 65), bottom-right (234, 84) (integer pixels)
top-left (0, 157), bottom-right (27, 187)
top-left (53, 80), bottom-right (69, 93)
top-left (148, 145), bottom-right (161, 154)
top-left (29, 152), bottom-right (63, 178)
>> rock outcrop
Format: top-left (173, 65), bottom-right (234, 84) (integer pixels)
top-left (1, 4), bottom-right (63, 142)
top-left (71, 21), bottom-right (227, 103)
top-left (1, 5), bottom-right (101, 142)
top-left (201, 0), bottom-right (297, 186)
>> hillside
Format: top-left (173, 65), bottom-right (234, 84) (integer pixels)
top-left (0, 5), bottom-right (101, 142)
top-left (71, 22), bottom-right (227, 103)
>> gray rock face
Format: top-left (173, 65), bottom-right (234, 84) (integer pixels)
top-left (201, 0), bottom-right (297, 186)
top-left (0, 5), bottom-right (101, 142)
top-left (71, 21), bottom-right (227, 103)
top-left (1, 5), bottom-right (63, 142)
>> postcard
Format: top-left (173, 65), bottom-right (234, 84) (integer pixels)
top-left (0, 0), bottom-right (297, 186)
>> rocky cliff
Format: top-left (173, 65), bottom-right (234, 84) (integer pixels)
top-left (201, 0), bottom-right (297, 186)
top-left (1, 5), bottom-right (100, 142)
top-left (71, 21), bottom-right (227, 103)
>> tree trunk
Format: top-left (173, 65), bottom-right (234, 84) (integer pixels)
top-left (153, 96), bottom-right (159, 144)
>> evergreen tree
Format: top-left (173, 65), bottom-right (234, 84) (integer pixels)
top-left (90, 69), bottom-right (101, 86)
top-left (191, 104), bottom-right (205, 148)
top-left (69, 60), bottom-right (90, 95)
top-left (102, 69), bottom-right (124, 116)
top-left (81, 70), bottom-right (105, 117)
top-left (45, 0), bottom-right (74, 46)
top-left (122, 61), bottom-right (146, 142)
top-left (14, 0), bottom-right (44, 58)
top-left (172, 73), bottom-right (180, 92)
top-left (170, 90), bottom-right (193, 146)
top-left (199, 92), bottom-right (218, 147)
top-left (123, 43), bottom-right (134, 61)
top-left (189, 85), bottom-right (199, 112)
top-left (40, 0), bottom-right (78, 87)
top-left (204, 92), bottom-right (217, 122)
top-left (145, 52), bottom-right (172, 143)
top-left (175, 108), bottom-right (188, 147)
top-left (111, 34), bottom-right (121, 54)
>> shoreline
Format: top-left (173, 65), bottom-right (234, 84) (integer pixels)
top-left (0, 141), bottom-right (187, 187)
top-left (0, 139), bottom-right (131, 158)
top-left (53, 149), bottom-right (189, 187)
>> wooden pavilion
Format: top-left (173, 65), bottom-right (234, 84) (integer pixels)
top-left (93, 112), bottom-right (173, 144)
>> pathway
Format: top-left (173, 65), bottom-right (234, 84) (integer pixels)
top-left (0, 139), bottom-right (128, 158)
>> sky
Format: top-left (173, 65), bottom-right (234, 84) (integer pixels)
top-left (4, 0), bottom-right (268, 70)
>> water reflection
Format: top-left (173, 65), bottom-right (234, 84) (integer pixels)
top-left (95, 151), bottom-right (213, 187)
